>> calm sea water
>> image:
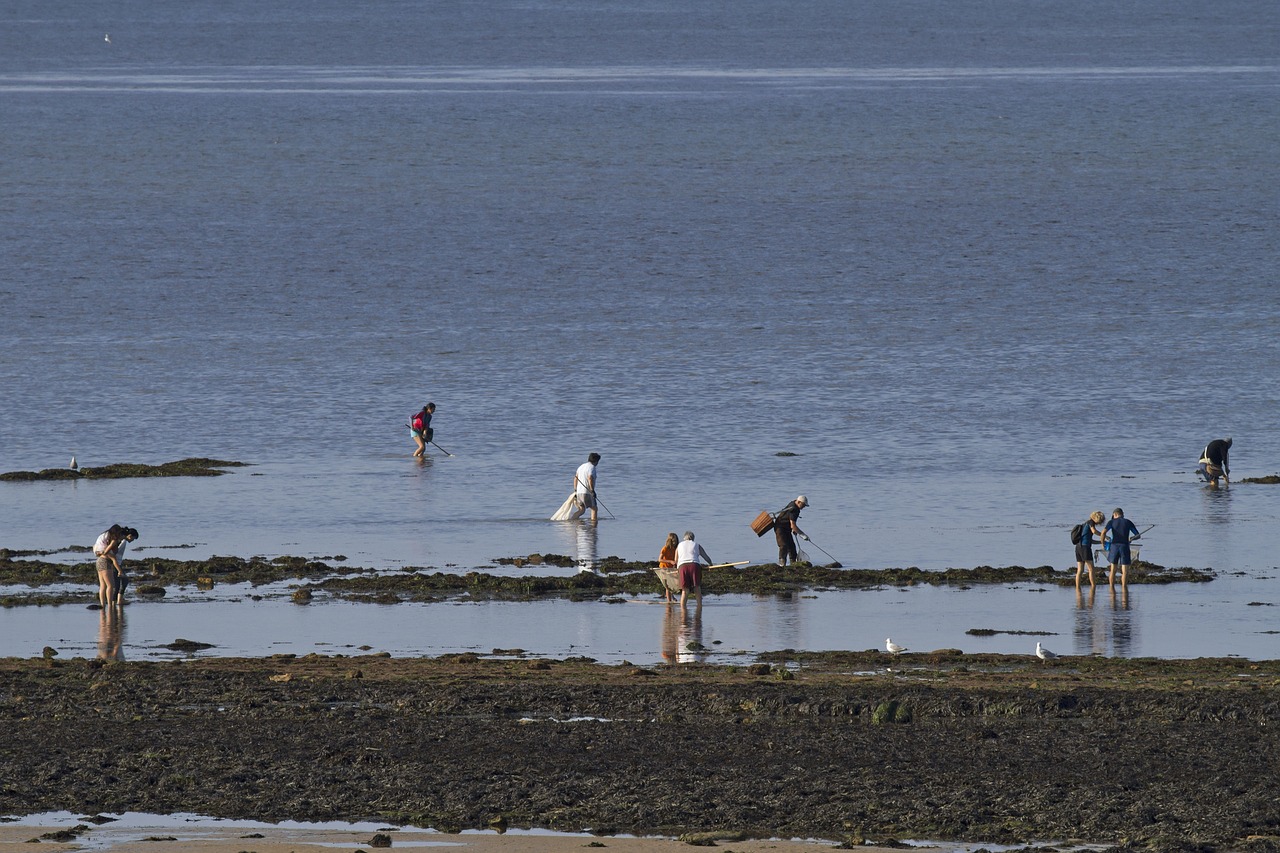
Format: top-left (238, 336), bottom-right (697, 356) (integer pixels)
top-left (2, 0), bottom-right (1278, 661)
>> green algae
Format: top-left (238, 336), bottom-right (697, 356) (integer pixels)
top-left (0, 457), bottom-right (248, 481)
top-left (1240, 474), bottom-right (1280, 484)
top-left (0, 550), bottom-right (1216, 606)
top-left (0, 552), bottom-right (348, 592)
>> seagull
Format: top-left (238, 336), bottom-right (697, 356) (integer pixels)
top-left (1036, 641), bottom-right (1057, 661)
top-left (886, 638), bottom-right (906, 655)
top-left (104, 33), bottom-right (111, 44)
top-left (69, 455), bottom-right (78, 470)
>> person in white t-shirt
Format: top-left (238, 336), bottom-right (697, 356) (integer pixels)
top-left (675, 531), bottom-right (712, 609)
top-left (568, 452), bottom-right (601, 522)
top-left (93, 524), bottom-right (139, 609)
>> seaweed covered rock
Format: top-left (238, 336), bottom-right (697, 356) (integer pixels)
top-left (0, 458), bottom-right (248, 481)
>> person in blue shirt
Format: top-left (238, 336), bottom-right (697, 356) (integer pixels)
top-left (1102, 507), bottom-right (1141, 588)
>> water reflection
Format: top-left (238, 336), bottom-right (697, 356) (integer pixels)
top-left (575, 521), bottom-right (598, 572)
top-left (1110, 585), bottom-right (1133, 657)
top-left (756, 592), bottom-right (802, 651)
top-left (661, 602), bottom-right (706, 664)
top-left (1202, 483), bottom-right (1233, 524)
top-left (97, 608), bottom-right (125, 660)
top-left (1070, 584), bottom-right (1134, 657)
top-left (550, 519), bottom-right (599, 572)
top-left (1072, 586), bottom-right (1105, 656)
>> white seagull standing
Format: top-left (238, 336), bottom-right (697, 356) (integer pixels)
top-left (1035, 641), bottom-right (1057, 661)
top-left (104, 33), bottom-right (111, 43)
top-left (886, 638), bottom-right (907, 655)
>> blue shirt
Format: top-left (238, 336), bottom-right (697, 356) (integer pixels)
top-left (1081, 520), bottom-right (1099, 546)
top-left (1103, 517), bottom-right (1139, 545)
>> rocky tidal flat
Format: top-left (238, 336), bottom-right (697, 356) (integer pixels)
top-left (1, 654), bottom-right (1279, 852)
top-left (0, 550), bottom-right (1213, 607)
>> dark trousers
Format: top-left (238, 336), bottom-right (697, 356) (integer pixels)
top-left (775, 526), bottom-right (796, 564)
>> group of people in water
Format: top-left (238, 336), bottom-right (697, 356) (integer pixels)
top-left (1071, 435), bottom-right (1235, 589)
top-left (398, 421), bottom-right (1237, 601)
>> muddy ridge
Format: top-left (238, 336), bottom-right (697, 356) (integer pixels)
top-left (1, 654), bottom-right (1278, 851)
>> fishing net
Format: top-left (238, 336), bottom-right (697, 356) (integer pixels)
top-left (550, 493), bottom-right (580, 521)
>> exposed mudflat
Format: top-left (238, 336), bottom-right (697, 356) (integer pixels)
top-left (3, 654), bottom-right (1279, 851)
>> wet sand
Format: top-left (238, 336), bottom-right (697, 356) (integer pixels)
top-left (4, 654), bottom-right (1280, 851)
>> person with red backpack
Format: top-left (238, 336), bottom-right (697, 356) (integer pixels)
top-left (409, 402), bottom-right (436, 457)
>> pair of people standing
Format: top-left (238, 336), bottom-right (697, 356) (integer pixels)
top-left (658, 531), bottom-right (711, 608)
top-left (1074, 508), bottom-right (1140, 588)
top-left (94, 524), bottom-right (139, 608)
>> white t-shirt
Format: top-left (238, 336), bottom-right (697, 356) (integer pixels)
top-left (93, 531), bottom-right (126, 561)
top-left (675, 539), bottom-right (709, 566)
top-left (574, 461), bottom-right (596, 497)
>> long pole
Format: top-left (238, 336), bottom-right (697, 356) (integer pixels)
top-left (591, 492), bottom-right (617, 519)
top-left (802, 537), bottom-right (841, 565)
top-left (405, 424), bottom-right (454, 457)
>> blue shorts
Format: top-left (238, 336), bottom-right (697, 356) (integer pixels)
top-left (1107, 544), bottom-right (1132, 566)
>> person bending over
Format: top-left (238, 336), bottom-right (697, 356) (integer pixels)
top-left (675, 531), bottom-right (712, 609)
top-left (1197, 436), bottom-right (1231, 487)
top-left (774, 495), bottom-right (809, 566)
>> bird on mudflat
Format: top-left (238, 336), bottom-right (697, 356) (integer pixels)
top-left (1036, 641), bottom-right (1057, 661)
top-left (69, 455), bottom-right (78, 470)
top-left (886, 638), bottom-right (907, 655)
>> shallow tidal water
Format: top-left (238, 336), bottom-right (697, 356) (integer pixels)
top-left (5, 573), bottom-right (1279, 664)
top-left (0, 812), bottom-right (1092, 853)
top-left (2, 0), bottom-right (1278, 662)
